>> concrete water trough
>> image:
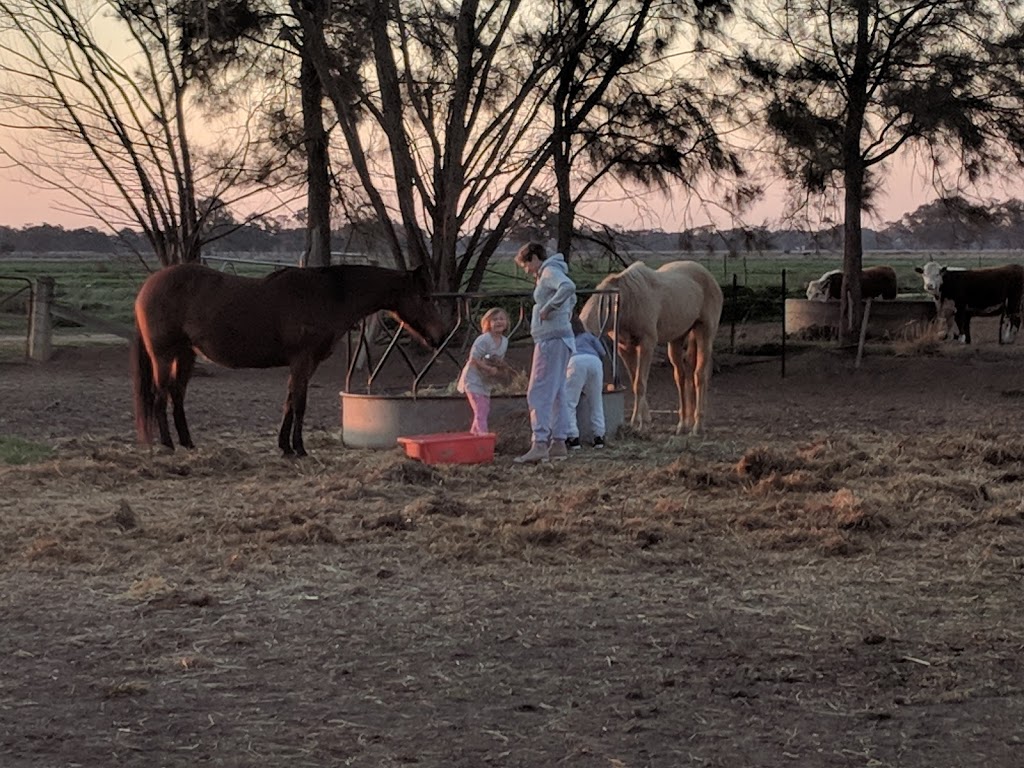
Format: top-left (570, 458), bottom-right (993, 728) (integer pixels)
top-left (785, 297), bottom-right (937, 338)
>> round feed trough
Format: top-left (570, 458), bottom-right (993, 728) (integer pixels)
top-left (785, 297), bottom-right (937, 338)
top-left (340, 389), bottom-right (626, 449)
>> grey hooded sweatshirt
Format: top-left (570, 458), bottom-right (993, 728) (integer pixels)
top-left (530, 253), bottom-right (576, 342)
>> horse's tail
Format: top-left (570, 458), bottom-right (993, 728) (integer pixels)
top-left (130, 332), bottom-right (156, 444)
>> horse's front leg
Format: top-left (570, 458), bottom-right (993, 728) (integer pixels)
top-left (690, 325), bottom-right (713, 436)
top-left (277, 400), bottom-right (295, 456)
top-left (617, 343), bottom-right (640, 427)
top-left (277, 372), bottom-right (298, 456)
top-left (280, 356), bottom-right (317, 457)
top-left (666, 335), bottom-right (694, 435)
top-left (154, 391), bottom-right (174, 450)
top-left (150, 357), bottom-right (175, 450)
top-left (632, 341), bottom-right (655, 430)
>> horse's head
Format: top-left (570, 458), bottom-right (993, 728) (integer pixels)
top-left (393, 263), bottom-right (447, 348)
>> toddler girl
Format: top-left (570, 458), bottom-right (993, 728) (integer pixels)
top-left (457, 307), bottom-right (510, 435)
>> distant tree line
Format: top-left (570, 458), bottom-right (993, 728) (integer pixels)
top-left (4, 195), bottom-right (1023, 258)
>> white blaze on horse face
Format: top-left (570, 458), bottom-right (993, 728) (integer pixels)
top-left (805, 269), bottom-right (840, 302)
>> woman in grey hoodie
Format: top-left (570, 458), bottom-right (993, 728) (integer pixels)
top-left (513, 242), bottom-right (577, 464)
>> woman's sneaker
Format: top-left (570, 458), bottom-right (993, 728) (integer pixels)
top-left (592, 436), bottom-right (605, 448)
top-left (565, 437), bottom-right (582, 450)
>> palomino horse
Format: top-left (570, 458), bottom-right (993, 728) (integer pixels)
top-left (132, 262), bottom-right (446, 456)
top-left (580, 260), bottom-right (723, 435)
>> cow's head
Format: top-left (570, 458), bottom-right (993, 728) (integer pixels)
top-left (805, 269), bottom-right (840, 302)
top-left (914, 262), bottom-right (946, 299)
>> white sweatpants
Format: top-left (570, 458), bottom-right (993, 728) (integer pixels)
top-left (565, 353), bottom-right (605, 440)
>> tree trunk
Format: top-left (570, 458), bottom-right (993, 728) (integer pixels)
top-left (430, 0), bottom-right (476, 292)
top-left (300, 42), bottom-right (331, 268)
top-left (553, 140), bottom-right (574, 260)
top-left (838, 0), bottom-right (870, 347)
top-left (840, 174), bottom-right (865, 346)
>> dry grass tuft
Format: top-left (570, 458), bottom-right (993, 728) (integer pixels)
top-left (24, 537), bottom-right (83, 563)
top-left (557, 486), bottom-right (605, 510)
top-left (829, 489), bottom-right (886, 530)
top-left (372, 459), bottom-right (443, 486)
top-left (982, 444), bottom-right (1024, 465)
top-left (984, 504), bottom-right (1024, 526)
top-left (104, 681), bottom-right (149, 698)
top-left (265, 521), bottom-right (339, 545)
top-left (892, 319), bottom-right (947, 356)
top-left (747, 469), bottom-right (835, 496)
top-left (518, 518), bottom-right (569, 547)
top-left (113, 499), bottom-right (138, 530)
top-left (736, 447), bottom-right (800, 480)
top-left (402, 493), bottom-right (471, 518)
top-left (363, 511), bottom-right (415, 531)
top-left (816, 531), bottom-right (855, 556)
top-left (125, 575), bottom-right (173, 600)
top-left (652, 455), bottom-right (738, 489)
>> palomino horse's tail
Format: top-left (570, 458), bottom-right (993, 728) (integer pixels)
top-left (130, 332), bottom-right (156, 444)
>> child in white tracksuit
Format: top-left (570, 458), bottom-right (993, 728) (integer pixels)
top-left (565, 316), bottom-right (606, 449)
top-left (513, 242), bottom-right (576, 464)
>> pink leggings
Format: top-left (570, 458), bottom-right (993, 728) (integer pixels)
top-left (466, 392), bottom-right (491, 435)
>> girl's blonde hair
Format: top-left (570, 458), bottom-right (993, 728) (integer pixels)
top-left (480, 307), bottom-right (509, 333)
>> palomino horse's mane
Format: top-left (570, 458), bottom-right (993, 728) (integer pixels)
top-left (593, 261), bottom-right (657, 334)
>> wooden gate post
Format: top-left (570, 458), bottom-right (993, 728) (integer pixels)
top-left (28, 276), bottom-right (54, 362)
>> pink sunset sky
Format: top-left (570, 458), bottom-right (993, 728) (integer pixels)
top-left (1, 153), bottom-right (1021, 234)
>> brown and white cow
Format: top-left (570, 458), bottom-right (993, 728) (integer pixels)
top-left (805, 266), bottom-right (898, 302)
top-left (914, 261), bottom-right (1024, 344)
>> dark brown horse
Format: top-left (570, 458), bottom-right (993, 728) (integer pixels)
top-left (132, 262), bottom-right (446, 456)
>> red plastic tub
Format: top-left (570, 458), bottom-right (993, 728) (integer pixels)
top-left (396, 432), bottom-right (496, 465)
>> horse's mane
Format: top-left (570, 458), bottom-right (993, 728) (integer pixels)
top-left (597, 262), bottom-right (657, 333)
top-left (600, 261), bottom-right (654, 297)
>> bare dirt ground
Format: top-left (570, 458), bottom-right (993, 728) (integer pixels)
top-left (2, 320), bottom-right (1024, 768)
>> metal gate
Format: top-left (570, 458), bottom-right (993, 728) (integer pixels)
top-left (0, 276), bottom-right (33, 358)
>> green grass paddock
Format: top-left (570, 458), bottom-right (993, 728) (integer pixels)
top-left (1, 251), bottom-right (1020, 334)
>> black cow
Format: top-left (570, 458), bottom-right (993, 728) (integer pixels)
top-left (914, 262), bottom-right (1024, 344)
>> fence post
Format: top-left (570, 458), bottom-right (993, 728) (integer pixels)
top-left (780, 269), bottom-right (786, 379)
top-left (730, 273), bottom-right (737, 353)
top-left (28, 276), bottom-right (54, 362)
top-left (855, 298), bottom-right (873, 369)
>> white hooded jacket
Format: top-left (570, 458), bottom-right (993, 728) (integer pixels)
top-left (530, 253), bottom-right (576, 342)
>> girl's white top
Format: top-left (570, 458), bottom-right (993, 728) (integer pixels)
top-left (457, 333), bottom-right (509, 395)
